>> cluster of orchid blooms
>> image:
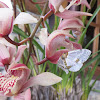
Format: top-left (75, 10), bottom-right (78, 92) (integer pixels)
top-left (0, 0), bottom-right (92, 99)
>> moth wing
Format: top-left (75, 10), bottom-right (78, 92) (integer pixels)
top-left (67, 49), bottom-right (83, 60)
top-left (57, 58), bottom-right (69, 74)
top-left (69, 62), bottom-right (83, 72)
top-left (77, 49), bottom-right (91, 63)
top-left (65, 58), bottom-right (75, 66)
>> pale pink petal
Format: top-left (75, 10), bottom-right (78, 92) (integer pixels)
top-left (65, 39), bottom-right (82, 49)
top-left (56, 10), bottom-right (92, 19)
top-left (14, 12), bottom-right (38, 25)
top-left (15, 45), bottom-right (27, 62)
top-left (13, 89), bottom-right (31, 100)
top-left (81, 0), bottom-right (90, 9)
top-left (0, 8), bottom-right (13, 36)
top-left (38, 28), bottom-right (48, 45)
top-left (49, 0), bottom-right (65, 12)
top-left (47, 49), bottom-right (69, 64)
top-left (0, 44), bottom-right (10, 65)
top-left (0, 62), bottom-right (4, 66)
top-left (68, 0), bottom-right (90, 9)
top-left (0, 38), bottom-right (16, 47)
top-left (0, 0), bottom-right (13, 9)
top-left (7, 46), bottom-right (16, 63)
top-left (20, 72), bottom-right (62, 92)
top-left (0, 1), bottom-right (8, 8)
top-left (58, 18), bottom-right (84, 30)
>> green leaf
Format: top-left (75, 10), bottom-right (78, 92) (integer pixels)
top-left (78, 5), bottom-right (100, 45)
top-left (86, 59), bottom-right (100, 87)
top-left (85, 33), bottom-right (100, 49)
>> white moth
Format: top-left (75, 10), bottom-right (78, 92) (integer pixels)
top-left (58, 49), bottom-right (91, 74)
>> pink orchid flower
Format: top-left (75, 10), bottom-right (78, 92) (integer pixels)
top-left (0, 40), bottom-right (27, 66)
top-left (0, 1), bottom-right (38, 37)
top-left (44, 0), bottom-right (92, 21)
top-left (49, 0), bottom-right (90, 13)
top-left (0, 63), bottom-right (62, 97)
top-left (36, 29), bottom-right (82, 65)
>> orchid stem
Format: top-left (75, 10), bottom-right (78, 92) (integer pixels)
top-left (4, 36), bottom-right (30, 46)
top-left (26, 1), bottom-right (48, 65)
top-left (42, 10), bottom-right (54, 21)
top-left (30, 1), bottom-right (48, 39)
top-left (31, 54), bottom-right (48, 65)
top-left (13, 0), bottom-right (16, 18)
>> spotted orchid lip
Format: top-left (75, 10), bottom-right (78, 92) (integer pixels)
top-left (0, 73), bottom-right (18, 96)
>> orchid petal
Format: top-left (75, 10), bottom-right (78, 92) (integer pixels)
top-left (0, 62), bottom-right (4, 66)
top-left (32, 72), bottom-right (62, 86)
top-left (65, 40), bottom-right (82, 49)
top-left (15, 45), bottom-right (27, 62)
top-left (47, 49), bottom-right (69, 64)
top-left (0, 1), bottom-right (8, 8)
top-left (0, 44), bottom-right (10, 65)
top-left (0, 38), bottom-right (16, 47)
top-left (68, 0), bottom-right (90, 9)
top-left (0, 0), bottom-right (13, 9)
top-left (20, 72), bottom-right (62, 92)
top-left (0, 8), bottom-right (13, 36)
top-left (13, 88), bottom-right (31, 100)
top-left (58, 18), bottom-right (84, 30)
top-left (38, 28), bottom-right (48, 45)
top-left (56, 10), bottom-right (92, 19)
top-left (81, 0), bottom-right (91, 9)
top-left (7, 46), bottom-right (16, 63)
top-left (14, 12), bottom-right (38, 25)
top-left (49, 0), bottom-right (65, 12)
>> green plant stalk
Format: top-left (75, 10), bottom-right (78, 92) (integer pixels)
top-left (80, 71), bottom-right (85, 91)
top-left (35, 47), bottom-right (43, 73)
top-left (78, 6), bottom-right (100, 45)
top-left (89, 50), bottom-right (100, 58)
top-left (33, 0), bottom-right (42, 14)
top-left (55, 15), bottom-right (59, 30)
top-left (92, 89), bottom-right (100, 93)
top-left (75, 54), bottom-right (100, 76)
top-left (85, 33), bottom-right (100, 49)
top-left (87, 59), bottom-right (100, 87)
top-left (89, 75), bottom-right (100, 92)
top-left (61, 72), bottom-right (71, 88)
top-left (81, 59), bottom-right (100, 100)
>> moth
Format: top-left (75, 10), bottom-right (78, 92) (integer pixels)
top-left (57, 49), bottom-right (91, 74)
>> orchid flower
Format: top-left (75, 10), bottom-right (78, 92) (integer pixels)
top-left (0, 63), bottom-right (62, 97)
top-left (43, 0), bottom-right (92, 21)
top-left (35, 29), bottom-right (82, 65)
top-left (0, 39), bottom-right (27, 66)
top-left (0, 1), bottom-right (38, 38)
top-left (49, 0), bottom-right (90, 13)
